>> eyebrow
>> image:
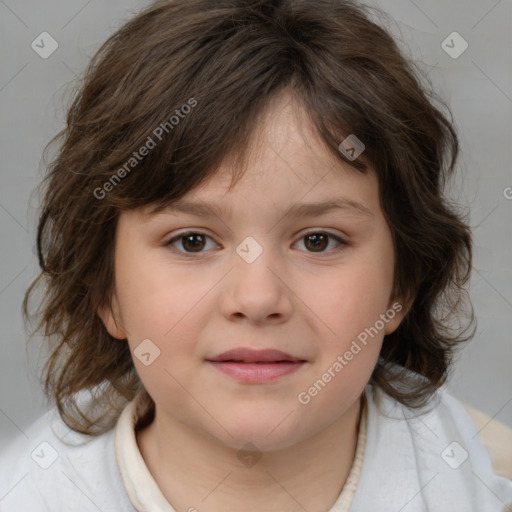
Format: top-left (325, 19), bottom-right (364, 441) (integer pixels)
top-left (160, 198), bottom-right (374, 219)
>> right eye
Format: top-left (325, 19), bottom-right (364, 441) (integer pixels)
top-left (165, 231), bottom-right (219, 256)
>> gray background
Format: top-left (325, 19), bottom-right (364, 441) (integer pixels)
top-left (1, 0), bottom-right (511, 447)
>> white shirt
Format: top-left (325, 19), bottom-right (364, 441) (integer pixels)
top-left (114, 390), bottom-right (366, 511)
top-left (1, 383), bottom-right (511, 512)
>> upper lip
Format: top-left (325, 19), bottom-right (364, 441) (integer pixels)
top-left (207, 348), bottom-right (304, 363)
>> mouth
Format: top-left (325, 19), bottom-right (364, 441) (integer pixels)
top-left (207, 348), bottom-right (304, 363)
top-left (206, 348), bottom-right (307, 383)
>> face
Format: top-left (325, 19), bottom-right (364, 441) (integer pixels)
top-left (99, 92), bottom-right (407, 451)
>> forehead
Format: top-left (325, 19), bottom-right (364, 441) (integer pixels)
top-left (141, 90), bottom-right (379, 220)
top-left (241, 90), bottom-right (367, 179)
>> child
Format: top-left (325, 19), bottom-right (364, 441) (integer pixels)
top-left (1, 0), bottom-right (511, 510)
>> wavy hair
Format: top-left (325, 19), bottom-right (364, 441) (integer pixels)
top-left (24, 0), bottom-right (475, 435)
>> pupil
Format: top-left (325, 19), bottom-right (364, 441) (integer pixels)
top-left (183, 234), bottom-right (205, 252)
top-left (306, 233), bottom-right (327, 252)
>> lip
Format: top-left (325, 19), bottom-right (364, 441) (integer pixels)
top-left (207, 348), bottom-right (303, 363)
top-left (206, 348), bottom-right (307, 384)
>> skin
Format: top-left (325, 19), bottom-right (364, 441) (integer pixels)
top-left (98, 91), bottom-right (409, 512)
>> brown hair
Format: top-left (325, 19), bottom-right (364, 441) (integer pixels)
top-left (24, 0), bottom-right (474, 435)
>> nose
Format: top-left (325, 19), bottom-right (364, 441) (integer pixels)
top-left (219, 244), bottom-right (293, 325)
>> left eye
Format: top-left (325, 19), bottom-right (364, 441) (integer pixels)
top-left (165, 231), bottom-right (346, 255)
top-left (293, 232), bottom-right (346, 253)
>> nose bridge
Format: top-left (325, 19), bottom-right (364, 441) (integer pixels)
top-left (222, 234), bottom-right (292, 322)
top-left (233, 234), bottom-right (281, 290)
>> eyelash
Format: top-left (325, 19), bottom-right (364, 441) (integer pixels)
top-left (164, 230), bottom-right (348, 257)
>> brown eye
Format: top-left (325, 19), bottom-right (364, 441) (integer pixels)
top-left (304, 233), bottom-right (329, 252)
top-left (294, 231), bottom-right (346, 254)
top-left (181, 233), bottom-right (206, 252)
top-left (166, 232), bottom-right (218, 255)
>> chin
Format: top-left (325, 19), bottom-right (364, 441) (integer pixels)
top-left (221, 430), bottom-right (302, 454)
top-left (211, 414), bottom-right (306, 453)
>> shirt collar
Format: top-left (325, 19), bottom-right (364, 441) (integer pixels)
top-left (114, 390), bottom-right (367, 512)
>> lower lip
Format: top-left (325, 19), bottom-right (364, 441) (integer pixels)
top-left (207, 361), bottom-right (305, 383)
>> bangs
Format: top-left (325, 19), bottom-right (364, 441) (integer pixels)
top-left (25, 0), bottom-right (472, 436)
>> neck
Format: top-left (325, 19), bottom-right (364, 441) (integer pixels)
top-left (136, 396), bottom-right (363, 512)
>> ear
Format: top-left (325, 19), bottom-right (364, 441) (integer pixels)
top-left (97, 292), bottom-right (127, 340)
top-left (383, 292), bottom-right (414, 336)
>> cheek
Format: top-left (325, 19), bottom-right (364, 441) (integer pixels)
top-left (115, 249), bottom-right (206, 336)
top-left (115, 256), bottom-right (219, 390)
top-left (307, 263), bottom-right (393, 335)
top-left (298, 350), bottom-right (377, 424)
